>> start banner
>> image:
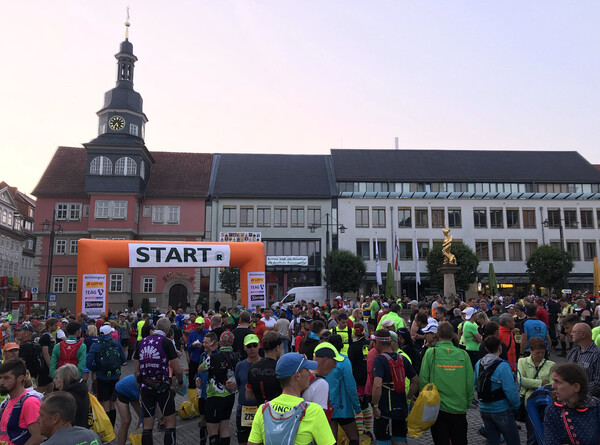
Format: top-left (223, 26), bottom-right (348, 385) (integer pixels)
top-left (128, 243), bottom-right (231, 268)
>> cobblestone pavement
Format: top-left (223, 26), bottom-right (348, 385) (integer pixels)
top-left (114, 349), bottom-right (567, 444)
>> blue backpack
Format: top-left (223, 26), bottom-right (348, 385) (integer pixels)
top-left (262, 401), bottom-right (310, 445)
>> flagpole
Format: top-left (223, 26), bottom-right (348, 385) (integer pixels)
top-left (414, 231), bottom-right (421, 302)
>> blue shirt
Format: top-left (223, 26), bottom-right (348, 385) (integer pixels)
top-left (523, 319), bottom-right (548, 352)
top-left (543, 398), bottom-right (600, 445)
top-left (85, 335), bottom-right (127, 380)
top-left (115, 374), bottom-right (139, 401)
top-left (234, 359), bottom-right (259, 417)
top-left (187, 329), bottom-right (209, 363)
top-left (474, 356), bottom-right (521, 413)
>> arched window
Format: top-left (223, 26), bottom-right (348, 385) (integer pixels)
top-left (90, 156), bottom-right (113, 175)
top-left (115, 157), bottom-right (137, 176)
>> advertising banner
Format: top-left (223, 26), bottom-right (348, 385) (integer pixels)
top-left (82, 274), bottom-right (106, 317)
top-left (219, 232), bottom-right (262, 242)
top-left (248, 272), bottom-right (266, 309)
top-left (266, 256), bottom-right (309, 266)
top-left (128, 243), bottom-right (231, 268)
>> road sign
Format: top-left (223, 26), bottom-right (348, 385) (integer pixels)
top-left (31, 287), bottom-right (38, 293)
top-left (562, 289), bottom-right (572, 294)
top-left (48, 294), bottom-right (57, 302)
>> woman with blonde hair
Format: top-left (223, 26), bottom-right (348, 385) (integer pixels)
top-left (350, 308), bottom-right (368, 334)
top-left (55, 363), bottom-right (91, 428)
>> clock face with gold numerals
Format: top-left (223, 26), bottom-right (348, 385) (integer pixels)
top-left (109, 115), bottom-right (125, 131)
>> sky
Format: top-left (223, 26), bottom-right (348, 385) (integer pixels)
top-left (2, 1), bottom-right (600, 195)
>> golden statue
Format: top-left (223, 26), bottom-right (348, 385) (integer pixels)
top-left (442, 228), bottom-right (457, 264)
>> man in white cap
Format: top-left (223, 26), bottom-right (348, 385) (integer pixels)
top-left (462, 307), bottom-right (482, 368)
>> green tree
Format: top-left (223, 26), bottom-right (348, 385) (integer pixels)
top-left (426, 243), bottom-right (479, 291)
top-left (219, 267), bottom-right (240, 301)
top-left (324, 249), bottom-right (367, 295)
top-left (527, 245), bottom-right (573, 291)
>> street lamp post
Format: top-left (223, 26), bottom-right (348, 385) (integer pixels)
top-left (542, 208), bottom-right (571, 291)
top-left (42, 211), bottom-right (62, 315)
top-left (309, 213), bottom-right (346, 300)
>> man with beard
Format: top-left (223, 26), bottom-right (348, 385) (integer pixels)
top-left (0, 359), bottom-right (44, 445)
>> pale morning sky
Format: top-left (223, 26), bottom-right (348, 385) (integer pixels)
top-left (2, 1), bottom-right (600, 195)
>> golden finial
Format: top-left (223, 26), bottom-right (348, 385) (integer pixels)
top-left (125, 7), bottom-right (131, 39)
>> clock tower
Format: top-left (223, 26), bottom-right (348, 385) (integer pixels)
top-left (84, 21), bottom-right (154, 195)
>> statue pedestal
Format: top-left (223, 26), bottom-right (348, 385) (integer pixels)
top-left (438, 264), bottom-right (460, 302)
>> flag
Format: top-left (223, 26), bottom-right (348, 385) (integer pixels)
top-left (413, 232), bottom-right (421, 285)
top-left (394, 233), bottom-right (400, 271)
top-left (375, 237), bottom-right (383, 286)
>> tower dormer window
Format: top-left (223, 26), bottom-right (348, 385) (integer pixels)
top-left (115, 157), bottom-right (137, 176)
top-left (90, 156), bottom-right (113, 175)
top-left (129, 123), bottom-right (139, 136)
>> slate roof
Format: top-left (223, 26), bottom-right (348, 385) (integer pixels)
top-left (32, 147), bottom-right (212, 198)
top-left (211, 154), bottom-right (335, 199)
top-left (331, 149), bottom-right (600, 183)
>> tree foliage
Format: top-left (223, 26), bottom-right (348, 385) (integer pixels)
top-left (526, 244), bottom-right (573, 291)
top-left (219, 267), bottom-right (240, 300)
top-left (426, 243), bottom-right (479, 291)
top-left (324, 249), bottom-right (367, 295)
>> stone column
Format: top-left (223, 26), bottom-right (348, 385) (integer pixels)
top-left (438, 264), bottom-right (460, 303)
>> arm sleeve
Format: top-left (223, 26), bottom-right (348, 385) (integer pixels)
top-left (542, 405), bottom-right (562, 445)
top-left (418, 349), bottom-right (431, 391)
top-left (518, 359), bottom-right (543, 390)
top-left (500, 364), bottom-right (521, 410)
top-left (342, 361), bottom-right (360, 414)
top-left (587, 356), bottom-right (600, 397)
top-left (187, 332), bottom-right (195, 351)
top-left (247, 405), bottom-right (265, 444)
top-left (309, 404), bottom-right (336, 445)
top-left (162, 338), bottom-right (178, 360)
top-left (85, 344), bottom-right (96, 371)
top-left (77, 343), bottom-right (87, 376)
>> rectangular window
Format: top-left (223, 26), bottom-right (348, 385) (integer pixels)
top-left (291, 208), bottom-right (304, 228)
top-left (564, 210), bottom-right (577, 228)
top-left (82, 204), bottom-right (89, 218)
top-left (274, 207), bottom-right (288, 227)
top-left (473, 209), bottom-right (487, 228)
top-left (69, 240), bottom-right (78, 255)
top-left (490, 209), bottom-right (503, 228)
top-left (580, 210), bottom-right (594, 229)
top-left (417, 241), bottom-right (429, 259)
top-left (356, 240), bottom-right (370, 260)
top-left (152, 206), bottom-right (164, 223)
top-left (398, 208), bottom-right (411, 228)
top-left (69, 204), bottom-right (82, 221)
top-left (142, 277), bottom-right (155, 293)
top-left (415, 209), bottom-right (428, 228)
top-left (307, 208), bottom-right (321, 228)
top-left (240, 207), bottom-right (254, 227)
top-left (113, 201), bottom-right (127, 220)
top-left (398, 241), bottom-right (412, 260)
top-left (55, 240), bottom-right (66, 254)
top-left (448, 209), bottom-right (462, 228)
top-left (547, 209), bottom-right (561, 228)
top-left (567, 241), bottom-right (581, 261)
top-left (56, 204), bottom-right (68, 220)
top-left (143, 206), bottom-right (151, 218)
top-left (110, 273), bottom-right (124, 292)
top-left (476, 241), bottom-right (489, 261)
top-left (506, 209), bottom-right (520, 228)
top-left (597, 210), bottom-right (600, 229)
top-left (508, 241), bottom-right (522, 261)
top-left (583, 242), bottom-right (597, 261)
top-left (167, 206), bottom-right (180, 224)
top-left (67, 277), bottom-right (77, 293)
top-left (431, 208), bottom-right (445, 228)
top-left (373, 240), bottom-right (387, 260)
top-left (95, 200), bottom-right (126, 220)
top-left (257, 207), bottom-right (271, 227)
top-left (355, 208), bottom-right (369, 228)
top-left (223, 207), bottom-right (237, 227)
top-left (523, 209), bottom-right (536, 228)
top-left (52, 277), bottom-right (64, 293)
top-left (372, 208), bottom-right (386, 228)
top-left (129, 123), bottom-right (139, 136)
top-left (492, 241), bottom-right (506, 261)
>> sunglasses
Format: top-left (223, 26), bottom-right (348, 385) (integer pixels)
top-left (245, 343), bottom-right (259, 348)
top-left (294, 354), bottom-right (308, 375)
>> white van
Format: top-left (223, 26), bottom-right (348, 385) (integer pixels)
top-left (274, 286), bottom-right (328, 310)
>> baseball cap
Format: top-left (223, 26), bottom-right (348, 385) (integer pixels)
top-left (335, 296), bottom-right (342, 300)
top-left (220, 331), bottom-right (234, 347)
top-left (462, 307), bottom-right (476, 320)
top-left (506, 304), bottom-right (515, 309)
top-left (382, 302), bottom-right (390, 308)
top-left (408, 300), bottom-right (419, 306)
top-left (381, 318), bottom-right (395, 328)
top-left (276, 353), bottom-right (317, 378)
top-left (422, 322), bottom-right (438, 334)
top-left (301, 316), bottom-right (313, 323)
top-left (331, 309), bottom-right (338, 314)
top-left (314, 342), bottom-right (344, 362)
top-left (61, 318), bottom-right (68, 323)
top-left (100, 325), bottom-right (114, 336)
top-left (389, 331), bottom-right (399, 343)
top-left (3, 343), bottom-right (19, 351)
top-left (243, 334), bottom-right (259, 346)
top-left (15, 324), bottom-right (33, 332)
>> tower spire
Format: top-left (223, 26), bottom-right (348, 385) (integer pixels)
top-left (125, 7), bottom-right (130, 40)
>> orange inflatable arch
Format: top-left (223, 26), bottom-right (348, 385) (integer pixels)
top-left (76, 239), bottom-right (265, 315)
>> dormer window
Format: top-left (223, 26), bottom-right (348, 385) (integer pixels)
top-left (115, 157), bottom-right (137, 176)
top-left (129, 124), bottom-right (139, 136)
top-left (90, 156), bottom-right (113, 175)
top-left (140, 161), bottom-right (146, 179)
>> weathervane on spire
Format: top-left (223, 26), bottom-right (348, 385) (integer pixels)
top-left (125, 7), bottom-right (131, 39)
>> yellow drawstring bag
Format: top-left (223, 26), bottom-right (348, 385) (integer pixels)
top-left (89, 392), bottom-right (116, 443)
top-left (407, 383), bottom-right (440, 438)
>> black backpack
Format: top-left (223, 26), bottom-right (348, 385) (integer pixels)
top-left (21, 340), bottom-right (43, 379)
top-left (477, 359), bottom-right (509, 403)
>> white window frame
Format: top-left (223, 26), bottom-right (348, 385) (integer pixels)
top-left (69, 239), bottom-right (78, 255)
top-left (152, 206), bottom-right (164, 223)
top-left (129, 123), bottom-right (139, 136)
top-left (115, 157), bottom-right (137, 176)
top-left (67, 276), bottom-right (77, 293)
top-left (142, 276), bottom-right (155, 293)
top-left (143, 206), bottom-right (151, 218)
top-left (52, 277), bottom-right (64, 293)
top-left (110, 273), bottom-right (124, 292)
top-left (167, 206), bottom-right (180, 224)
top-left (90, 156), bottom-right (112, 175)
top-left (95, 200), bottom-right (127, 221)
top-left (55, 239), bottom-right (66, 255)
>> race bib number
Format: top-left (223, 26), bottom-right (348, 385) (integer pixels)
top-left (241, 405), bottom-right (258, 427)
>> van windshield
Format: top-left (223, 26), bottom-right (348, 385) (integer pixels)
top-left (282, 293), bottom-right (295, 303)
